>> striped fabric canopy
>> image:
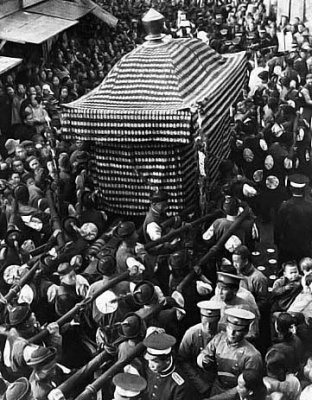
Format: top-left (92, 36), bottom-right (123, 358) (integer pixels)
top-left (62, 37), bottom-right (246, 215)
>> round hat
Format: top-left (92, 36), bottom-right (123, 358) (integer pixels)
top-left (289, 174), bottom-right (309, 189)
top-left (197, 301), bottom-right (221, 320)
top-left (169, 250), bottom-right (187, 269)
top-left (20, 140), bottom-right (34, 148)
top-left (96, 253), bottom-right (116, 275)
top-left (143, 331), bottom-right (176, 358)
top-left (222, 195), bottom-right (239, 216)
top-left (258, 70), bottom-right (269, 81)
top-left (113, 373), bottom-right (147, 398)
top-left (225, 308), bottom-right (255, 330)
top-left (7, 303), bottom-right (31, 327)
top-left (133, 281), bottom-right (155, 305)
top-left (217, 272), bottom-right (244, 288)
top-left (26, 346), bottom-right (57, 368)
top-left (4, 378), bottom-right (30, 400)
top-left (119, 313), bottom-right (145, 339)
top-left (62, 216), bottom-right (79, 235)
top-left (116, 221), bottom-right (136, 239)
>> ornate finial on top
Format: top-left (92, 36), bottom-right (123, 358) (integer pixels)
top-left (142, 8), bottom-right (165, 41)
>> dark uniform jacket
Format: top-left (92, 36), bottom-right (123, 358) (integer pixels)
top-left (143, 358), bottom-right (194, 400)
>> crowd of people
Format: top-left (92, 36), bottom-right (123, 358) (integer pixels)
top-left (0, 0), bottom-right (312, 400)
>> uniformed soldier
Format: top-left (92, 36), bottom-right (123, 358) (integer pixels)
top-left (112, 372), bottom-right (147, 400)
top-left (197, 308), bottom-right (263, 398)
top-left (142, 331), bottom-right (193, 400)
top-left (274, 173), bottom-right (312, 263)
top-left (179, 301), bottom-right (221, 398)
top-left (211, 272), bottom-right (260, 340)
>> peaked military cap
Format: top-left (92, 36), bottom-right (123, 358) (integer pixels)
top-left (143, 332), bottom-right (176, 358)
top-left (217, 272), bottom-right (244, 287)
top-left (225, 308), bottom-right (255, 330)
top-left (197, 301), bottom-right (221, 320)
top-left (113, 373), bottom-right (147, 398)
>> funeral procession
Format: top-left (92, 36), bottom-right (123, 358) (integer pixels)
top-left (0, 0), bottom-right (312, 399)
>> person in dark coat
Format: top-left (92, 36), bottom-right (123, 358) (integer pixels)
top-left (274, 174), bottom-right (312, 264)
top-left (142, 331), bottom-right (194, 400)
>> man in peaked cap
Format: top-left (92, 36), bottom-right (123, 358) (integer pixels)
top-left (142, 331), bottom-right (193, 400)
top-left (274, 173), bottom-right (312, 264)
top-left (179, 301), bottom-right (221, 398)
top-left (210, 272), bottom-right (260, 340)
top-left (112, 372), bottom-right (147, 400)
top-left (197, 308), bottom-right (262, 398)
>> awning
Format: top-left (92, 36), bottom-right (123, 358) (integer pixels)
top-left (0, 11), bottom-right (77, 44)
top-left (0, 56), bottom-right (22, 75)
top-left (74, 0), bottom-right (118, 27)
top-left (27, 0), bottom-right (94, 21)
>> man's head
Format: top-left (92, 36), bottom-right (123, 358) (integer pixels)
top-left (116, 221), bottom-right (138, 245)
top-left (306, 73), bottom-right (312, 86)
top-left (168, 250), bottom-right (188, 279)
top-left (232, 245), bottom-right (251, 275)
top-left (12, 159), bottom-right (25, 174)
top-left (112, 373), bottom-right (147, 400)
top-left (17, 84), bottom-right (26, 96)
top-left (274, 312), bottom-right (295, 339)
top-left (197, 301), bottom-right (221, 334)
top-left (7, 303), bottom-right (39, 338)
top-left (27, 156), bottom-right (40, 171)
top-left (150, 189), bottom-right (169, 214)
top-left (289, 173), bottom-right (309, 197)
top-left (282, 260), bottom-right (299, 282)
top-left (222, 195), bottom-right (239, 217)
top-left (225, 308), bottom-right (254, 344)
top-left (26, 346), bottom-right (57, 379)
top-left (15, 146), bottom-right (27, 160)
top-left (6, 86), bottom-right (15, 99)
top-left (217, 272), bottom-right (243, 302)
top-left (143, 332), bottom-right (176, 373)
top-left (58, 262), bottom-right (76, 286)
top-left (299, 257), bottom-right (312, 276)
top-left (9, 172), bottom-right (21, 188)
